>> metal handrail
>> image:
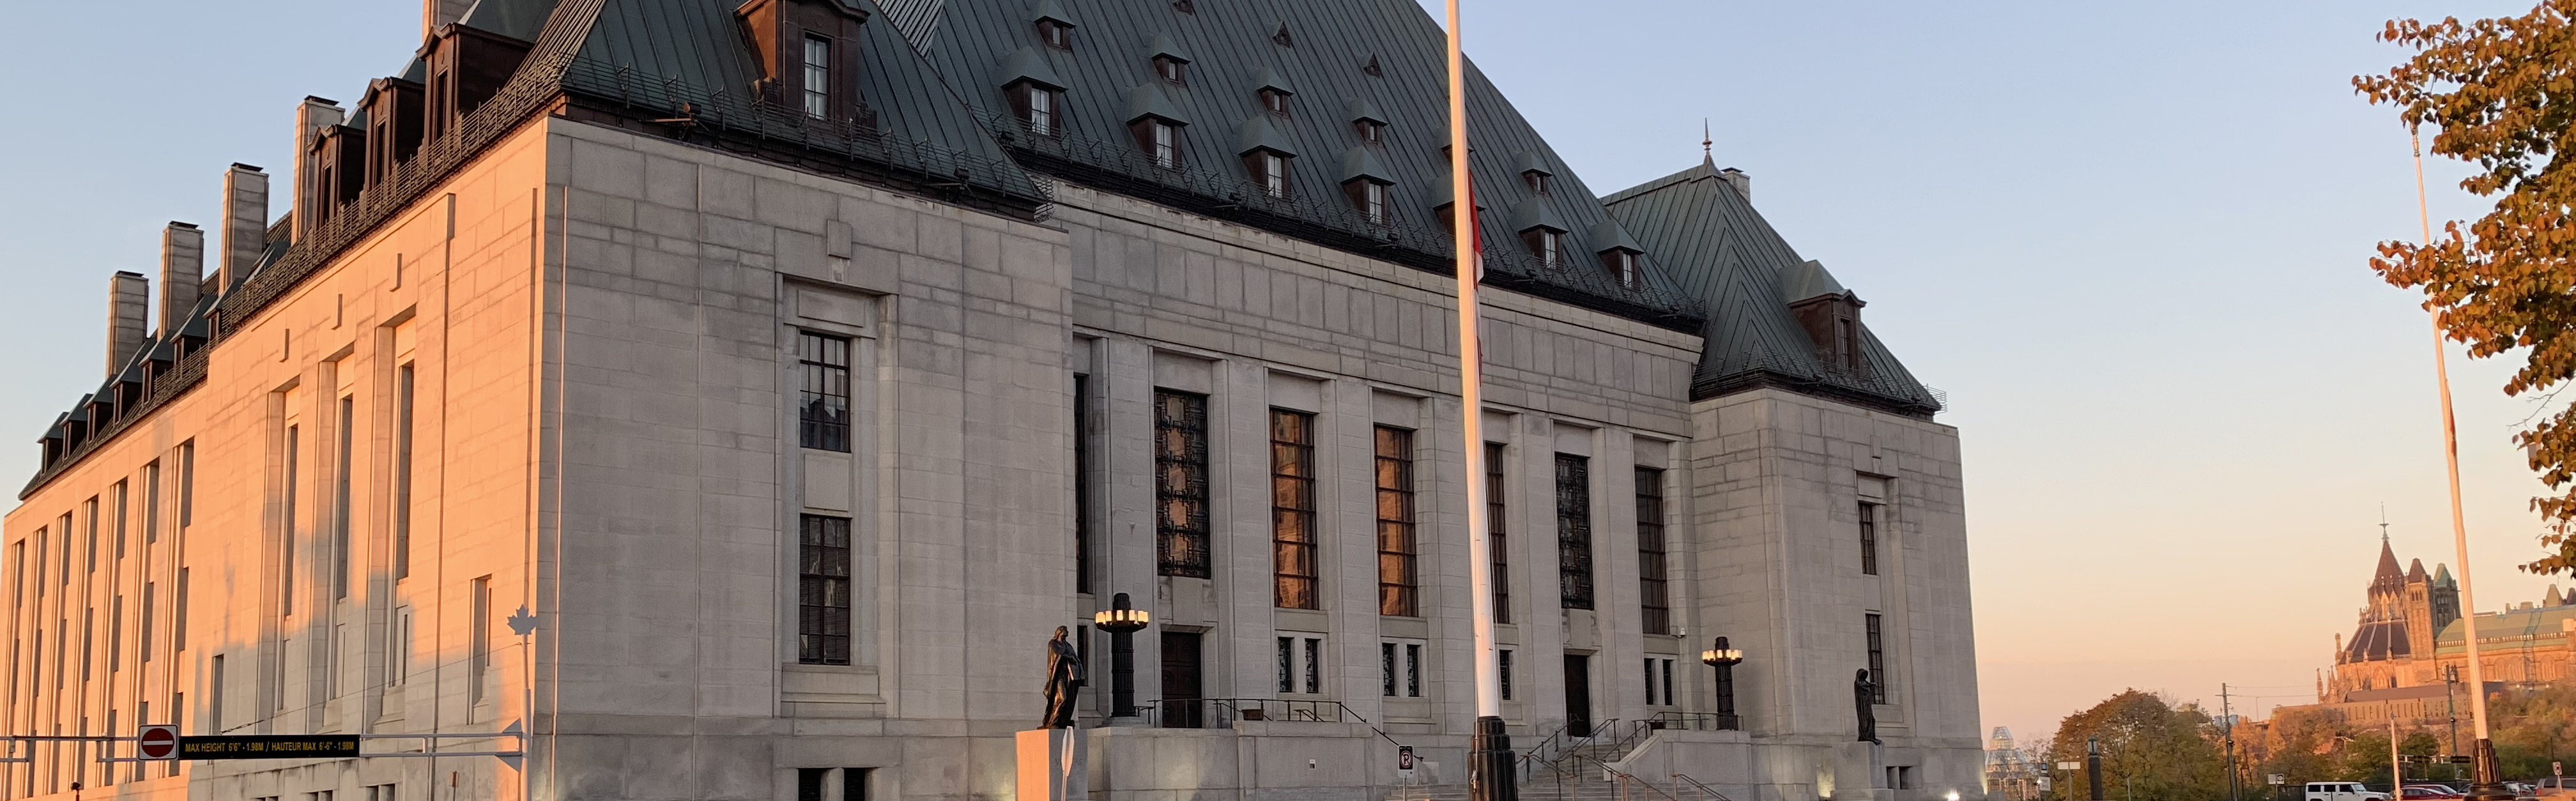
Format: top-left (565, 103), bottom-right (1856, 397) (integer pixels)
top-left (1671, 773), bottom-right (1736, 801)
top-left (1645, 712), bottom-right (1735, 731)
top-left (1129, 698), bottom-right (1406, 748)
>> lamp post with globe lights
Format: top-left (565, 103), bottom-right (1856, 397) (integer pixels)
top-left (1700, 637), bottom-right (1744, 731)
top-left (1092, 592), bottom-right (1151, 721)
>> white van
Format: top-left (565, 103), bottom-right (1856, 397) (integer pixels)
top-left (2306, 782), bottom-right (2391, 801)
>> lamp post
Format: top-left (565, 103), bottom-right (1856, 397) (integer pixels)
top-left (1092, 592), bottom-right (1151, 721)
top-left (1700, 637), bottom-right (1744, 731)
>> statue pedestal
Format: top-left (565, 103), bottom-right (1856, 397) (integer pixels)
top-left (1830, 742), bottom-right (1890, 801)
top-left (1017, 728), bottom-right (1088, 801)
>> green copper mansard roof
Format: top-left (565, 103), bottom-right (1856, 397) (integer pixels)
top-left (878, 0), bottom-right (1703, 332)
top-left (1605, 160), bottom-right (1941, 415)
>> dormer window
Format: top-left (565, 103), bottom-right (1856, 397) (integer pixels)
top-left (1601, 248), bottom-right (1641, 287)
top-left (1155, 56), bottom-right (1186, 84)
top-left (1261, 88), bottom-right (1291, 116)
top-left (1355, 119), bottom-right (1385, 144)
top-left (1038, 19), bottom-right (1073, 49)
top-left (1835, 317), bottom-right (1859, 369)
top-left (802, 36), bottom-right (833, 118)
top-left (1344, 179), bottom-right (1390, 224)
top-left (1524, 229), bottom-right (1565, 267)
top-left (1011, 81), bottom-right (1062, 136)
top-left (1247, 151), bottom-right (1292, 197)
top-left (1525, 171), bottom-right (1550, 195)
top-left (1133, 118), bottom-right (1184, 169)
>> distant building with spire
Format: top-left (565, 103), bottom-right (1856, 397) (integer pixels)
top-left (2304, 537), bottom-right (2574, 719)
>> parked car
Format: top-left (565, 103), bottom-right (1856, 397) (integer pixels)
top-left (2534, 777), bottom-right (2575, 798)
top-left (2401, 785), bottom-right (2464, 800)
top-left (2506, 782), bottom-right (2538, 801)
top-left (2308, 782), bottom-right (2392, 801)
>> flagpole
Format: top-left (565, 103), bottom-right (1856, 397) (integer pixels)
top-left (1446, 2), bottom-right (1514, 800)
top-left (2412, 126), bottom-right (2506, 801)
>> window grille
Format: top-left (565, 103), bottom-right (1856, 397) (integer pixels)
top-left (1636, 467), bottom-right (1669, 635)
top-left (799, 332), bottom-right (852, 452)
top-left (800, 515), bottom-right (854, 665)
top-left (1859, 501), bottom-right (1880, 576)
top-left (1866, 613), bottom-right (1888, 704)
top-left (1271, 410), bottom-right (1317, 609)
top-left (1485, 443), bottom-right (1511, 624)
top-left (1376, 427), bottom-right (1418, 616)
top-left (1154, 391), bottom-right (1211, 577)
top-left (802, 36), bottom-right (832, 119)
top-left (1556, 454), bottom-right (1593, 610)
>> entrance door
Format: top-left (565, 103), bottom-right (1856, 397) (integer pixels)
top-left (1563, 654), bottom-right (1593, 738)
top-left (1160, 632), bottom-right (1204, 728)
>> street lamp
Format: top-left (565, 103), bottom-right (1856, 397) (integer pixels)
top-left (1700, 637), bottom-right (1744, 731)
top-left (1092, 592), bottom-right (1151, 721)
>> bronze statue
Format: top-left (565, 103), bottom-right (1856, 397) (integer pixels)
top-left (1854, 669), bottom-right (1880, 744)
top-left (1043, 626), bottom-right (1085, 728)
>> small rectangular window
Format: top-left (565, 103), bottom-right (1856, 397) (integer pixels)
top-left (208, 655), bottom-right (224, 732)
top-left (1153, 121), bottom-right (1180, 169)
top-left (177, 441), bottom-right (195, 529)
top-left (845, 768), bottom-right (871, 801)
top-left (174, 567), bottom-right (188, 652)
top-left (112, 482), bottom-right (128, 560)
top-left (1404, 643), bottom-right (1422, 698)
top-left (800, 515), bottom-right (855, 666)
top-left (799, 332), bottom-right (853, 452)
top-left (1276, 636), bottom-right (1323, 694)
top-left (1498, 648), bottom-right (1514, 700)
top-left (1603, 250), bottom-right (1639, 287)
top-left (1074, 374), bottom-right (1094, 595)
top-left (1276, 637), bottom-right (1296, 694)
top-left (140, 582), bottom-right (153, 665)
top-left (1525, 229), bottom-right (1563, 268)
top-left (1016, 84), bottom-right (1059, 136)
top-left (1355, 119), bottom-right (1384, 144)
top-left (798, 768), bottom-right (829, 801)
top-left (1303, 637), bottom-right (1321, 694)
top-left (802, 35), bottom-right (832, 119)
top-left (1261, 89), bottom-right (1290, 116)
top-left (1155, 56), bottom-right (1184, 84)
top-left (142, 462), bottom-right (160, 544)
top-left (1038, 20), bottom-right (1071, 49)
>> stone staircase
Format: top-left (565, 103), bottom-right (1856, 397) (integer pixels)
top-left (1381, 731), bottom-right (1653, 801)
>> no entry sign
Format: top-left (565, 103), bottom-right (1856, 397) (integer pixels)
top-left (136, 725), bottom-right (178, 760)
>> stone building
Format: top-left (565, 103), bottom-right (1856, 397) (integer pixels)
top-left (2317, 538), bottom-right (2574, 705)
top-left (0, 1), bottom-right (1983, 800)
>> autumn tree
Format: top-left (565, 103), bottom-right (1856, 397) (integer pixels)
top-left (2049, 690), bottom-right (2232, 801)
top-left (2356, 1), bottom-right (2576, 576)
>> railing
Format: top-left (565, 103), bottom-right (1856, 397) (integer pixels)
top-left (1643, 712), bottom-right (1738, 731)
top-left (1670, 773), bottom-right (1736, 801)
top-left (1130, 699), bottom-right (1404, 747)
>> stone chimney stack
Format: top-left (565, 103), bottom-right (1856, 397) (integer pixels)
top-left (219, 164), bottom-right (270, 293)
top-left (159, 222), bottom-right (203, 335)
top-left (293, 97), bottom-right (345, 243)
top-left (1719, 167), bottom-right (1750, 203)
top-left (107, 271), bottom-right (150, 376)
top-left (424, 0), bottom-right (471, 38)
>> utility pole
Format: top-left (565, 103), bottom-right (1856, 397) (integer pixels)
top-left (2224, 684), bottom-right (2243, 801)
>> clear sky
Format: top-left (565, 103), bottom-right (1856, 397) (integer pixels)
top-left (0, 0), bottom-right (2565, 748)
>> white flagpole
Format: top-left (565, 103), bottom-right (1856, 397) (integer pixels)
top-left (1445, 3), bottom-right (1513, 800)
top-left (2412, 127), bottom-right (2507, 801)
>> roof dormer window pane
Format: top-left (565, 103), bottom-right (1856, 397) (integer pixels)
top-left (1344, 179), bottom-right (1389, 224)
top-left (1013, 82), bottom-right (1061, 137)
top-left (1039, 20), bottom-right (1072, 50)
top-left (1524, 229), bottom-right (1563, 268)
top-left (1245, 151), bottom-right (1292, 198)
top-left (1261, 89), bottom-right (1291, 116)
top-left (802, 35), bottom-right (832, 119)
top-left (1525, 171), bottom-right (1549, 195)
top-left (1156, 56), bottom-right (1185, 84)
top-left (1355, 119), bottom-right (1384, 144)
top-left (1133, 118), bottom-right (1184, 169)
top-left (1601, 249), bottom-right (1639, 287)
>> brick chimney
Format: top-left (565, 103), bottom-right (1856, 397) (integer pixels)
top-left (424, 0), bottom-right (471, 40)
top-left (107, 271), bottom-right (150, 376)
top-left (219, 164), bottom-right (270, 293)
top-left (293, 97), bottom-right (346, 243)
top-left (160, 222), bottom-right (203, 335)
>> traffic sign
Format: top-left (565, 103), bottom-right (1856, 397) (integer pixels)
top-left (136, 725), bottom-right (178, 760)
top-left (176, 735), bottom-right (360, 760)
